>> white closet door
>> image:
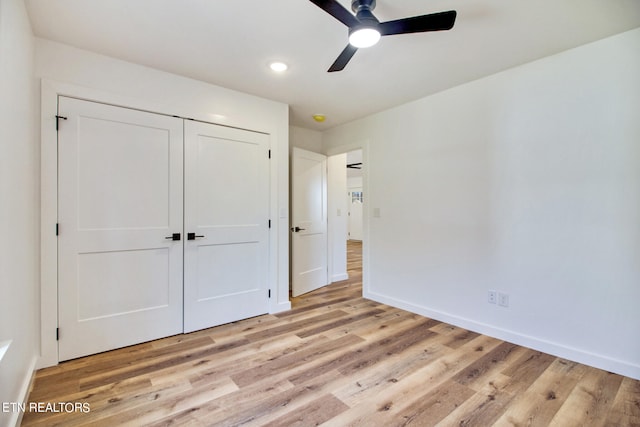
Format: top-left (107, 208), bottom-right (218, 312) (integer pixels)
top-left (183, 121), bottom-right (270, 333)
top-left (58, 97), bottom-right (184, 361)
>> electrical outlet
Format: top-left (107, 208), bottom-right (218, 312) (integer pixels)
top-left (488, 290), bottom-right (497, 304)
top-left (498, 292), bottom-right (509, 307)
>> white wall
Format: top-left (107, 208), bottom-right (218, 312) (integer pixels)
top-left (0, 0), bottom-right (40, 425)
top-left (323, 28), bottom-right (640, 379)
top-left (347, 176), bottom-right (363, 189)
top-left (328, 154), bottom-right (348, 282)
top-left (290, 125), bottom-right (323, 154)
top-left (34, 39), bottom-right (290, 367)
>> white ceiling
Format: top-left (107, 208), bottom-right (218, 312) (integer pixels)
top-left (25, 0), bottom-right (640, 130)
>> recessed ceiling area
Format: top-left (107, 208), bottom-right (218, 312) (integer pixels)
top-left (24, 0), bottom-right (640, 130)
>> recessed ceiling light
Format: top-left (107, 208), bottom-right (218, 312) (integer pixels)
top-left (270, 62), bottom-right (288, 72)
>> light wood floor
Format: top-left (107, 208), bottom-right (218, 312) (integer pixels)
top-left (24, 240), bottom-right (640, 426)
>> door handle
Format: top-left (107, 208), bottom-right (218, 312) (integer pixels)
top-left (187, 232), bottom-right (205, 240)
top-left (291, 226), bottom-right (306, 232)
top-left (165, 233), bottom-right (181, 241)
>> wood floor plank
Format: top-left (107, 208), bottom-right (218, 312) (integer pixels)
top-left (288, 318), bottom-right (440, 387)
top-left (231, 334), bottom-right (364, 388)
top-left (492, 358), bottom-right (586, 427)
top-left (452, 341), bottom-right (524, 389)
top-left (261, 394), bottom-right (350, 427)
top-left (548, 368), bottom-right (625, 427)
top-left (295, 308), bottom-right (386, 339)
top-left (326, 335), bottom-right (503, 426)
top-left (78, 337), bottom-right (251, 391)
top-left (191, 370), bottom-right (346, 426)
top-left (23, 241), bottom-right (640, 426)
top-left (605, 377), bottom-right (640, 427)
top-left (501, 349), bottom-right (557, 395)
top-left (384, 380), bottom-right (476, 426)
top-left (89, 376), bottom-right (237, 427)
top-left (436, 385), bottom-right (516, 427)
top-left (336, 319), bottom-right (440, 377)
top-left (243, 310), bottom-right (349, 341)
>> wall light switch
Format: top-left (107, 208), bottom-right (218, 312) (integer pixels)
top-left (337, 209), bottom-right (341, 216)
top-left (373, 208), bottom-right (381, 218)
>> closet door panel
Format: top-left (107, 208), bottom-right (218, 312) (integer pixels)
top-left (184, 121), bottom-right (270, 332)
top-left (57, 97), bottom-right (184, 361)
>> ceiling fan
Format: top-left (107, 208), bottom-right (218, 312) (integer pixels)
top-left (309, 0), bottom-right (457, 72)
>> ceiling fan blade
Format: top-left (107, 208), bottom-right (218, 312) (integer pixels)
top-left (328, 44), bottom-right (358, 72)
top-left (379, 10), bottom-right (457, 36)
top-left (309, 0), bottom-right (360, 28)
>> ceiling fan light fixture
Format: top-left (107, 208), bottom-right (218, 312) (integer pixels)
top-left (348, 27), bottom-right (381, 48)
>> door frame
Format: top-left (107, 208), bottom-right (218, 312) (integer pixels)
top-left (40, 79), bottom-right (290, 368)
top-left (325, 142), bottom-right (370, 295)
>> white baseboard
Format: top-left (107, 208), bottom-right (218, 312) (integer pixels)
top-left (270, 300), bottom-right (291, 314)
top-left (332, 273), bottom-right (349, 283)
top-left (7, 355), bottom-right (37, 427)
top-left (364, 289), bottom-right (640, 381)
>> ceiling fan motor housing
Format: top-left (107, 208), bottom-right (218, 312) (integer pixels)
top-left (351, 0), bottom-right (376, 13)
top-left (351, 0), bottom-right (379, 30)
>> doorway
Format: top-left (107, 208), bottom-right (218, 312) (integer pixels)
top-left (326, 148), bottom-right (365, 290)
top-left (290, 146), bottom-right (366, 299)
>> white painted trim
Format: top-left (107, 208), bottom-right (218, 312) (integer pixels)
top-left (332, 273), bottom-right (349, 282)
top-left (0, 340), bottom-right (11, 363)
top-left (268, 126), bottom-right (292, 316)
top-left (39, 78), bottom-right (289, 368)
top-left (271, 300), bottom-right (292, 314)
top-left (365, 290), bottom-right (640, 381)
top-left (6, 356), bottom-right (37, 427)
top-left (39, 80), bottom-right (59, 369)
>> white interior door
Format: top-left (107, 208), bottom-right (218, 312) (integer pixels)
top-left (183, 121), bottom-right (270, 333)
top-left (291, 147), bottom-right (328, 297)
top-left (57, 97), bottom-right (184, 361)
top-left (348, 188), bottom-right (363, 241)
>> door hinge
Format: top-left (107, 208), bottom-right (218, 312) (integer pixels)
top-left (268, 289), bottom-right (271, 298)
top-left (55, 115), bottom-right (68, 131)
top-left (268, 219), bottom-right (271, 229)
top-left (56, 328), bottom-right (59, 341)
top-left (56, 223), bottom-right (59, 236)
top-left (268, 149), bottom-right (271, 159)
